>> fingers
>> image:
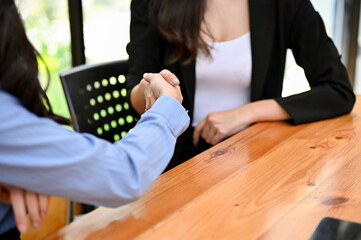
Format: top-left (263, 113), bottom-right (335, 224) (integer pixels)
top-left (210, 133), bottom-right (224, 145)
top-left (159, 69), bottom-right (180, 86)
top-left (25, 192), bottom-right (41, 229)
top-left (9, 188), bottom-right (28, 234)
top-left (202, 125), bottom-right (217, 145)
top-left (143, 80), bottom-right (157, 111)
top-left (8, 186), bottom-right (49, 233)
top-left (142, 70), bottom-right (183, 106)
top-left (193, 119), bottom-right (206, 146)
top-left (175, 85), bottom-right (183, 103)
top-left (150, 93), bottom-right (156, 107)
top-left (143, 73), bottom-right (163, 84)
top-left (144, 86), bottom-right (152, 111)
top-left (145, 95), bottom-right (156, 111)
top-left (194, 118), bottom-right (225, 146)
top-left (38, 194), bottom-right (49, 219)
top-left (142, 73), bottom-right (155, 82)
top-left (143, 70), bottom-right (180, 86)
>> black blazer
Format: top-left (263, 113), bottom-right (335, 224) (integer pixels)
top-left (126, 0), bottom-right (355, 167)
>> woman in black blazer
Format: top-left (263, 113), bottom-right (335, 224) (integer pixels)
top-left (126, 0), bottom-right (355, 170)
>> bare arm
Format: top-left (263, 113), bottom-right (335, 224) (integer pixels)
top-left (193, 99), bottom-right (291, 145)
top-left (244, 99), bottom-right (291, 123)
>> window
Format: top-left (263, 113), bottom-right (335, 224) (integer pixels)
top-left (83, 0), bottom-right (131, 63)
top-left (282, 0), bottom-right (336, 97)
top-left (353, 17), bottom-right (361, 94)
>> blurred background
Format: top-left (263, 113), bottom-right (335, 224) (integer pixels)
top-left (16, 0), bottom-right (132, 119)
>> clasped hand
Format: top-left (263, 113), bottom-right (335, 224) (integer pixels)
top-left (141, 70), bottom-right (183, 111)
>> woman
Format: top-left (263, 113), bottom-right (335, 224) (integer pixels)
top-left (126, 0), bottom-right (356, 170)
top-left (0, 0), bottom-right (189, 238)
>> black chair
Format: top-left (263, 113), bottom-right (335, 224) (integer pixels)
top-left (60, 59), bottom-right (138, 143)
top-left (60, 60), bottom-right (138, 221)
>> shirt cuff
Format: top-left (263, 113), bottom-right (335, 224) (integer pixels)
top-left (146, 96), bottom-right (190, 137)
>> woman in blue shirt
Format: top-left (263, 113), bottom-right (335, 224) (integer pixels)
top-left (0, 1), bottom-right (189, 238)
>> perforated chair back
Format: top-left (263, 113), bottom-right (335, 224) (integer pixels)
top-left (60, 60), bottom-right (138, 143)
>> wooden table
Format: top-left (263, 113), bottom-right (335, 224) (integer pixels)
top-left (46, 96), bottom-right (361, 240)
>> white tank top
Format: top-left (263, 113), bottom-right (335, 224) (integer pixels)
top-left (192, 32), bottom-right (252, 127)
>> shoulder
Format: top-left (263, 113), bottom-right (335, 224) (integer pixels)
top-left (276, 0), bottom-right (310, 8)
top-left (267, 0), bottom-right (318, 26)
top-left (250, 0), bottom-right (315, 18)
top-left (0, 89), bottom-right (20, 105)
top-left (0, 90), bottom-right (43, 126)
top-left (276, 0), bottom-right (317, 15)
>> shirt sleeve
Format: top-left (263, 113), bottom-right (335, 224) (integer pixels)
top-left (0, 91), bottom-right (189, 208)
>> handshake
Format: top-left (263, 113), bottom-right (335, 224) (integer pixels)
top-left (140, 70), bottom-right (183, 112)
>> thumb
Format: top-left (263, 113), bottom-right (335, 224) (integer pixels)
top-left (159, 69), bottom-right (180, 86)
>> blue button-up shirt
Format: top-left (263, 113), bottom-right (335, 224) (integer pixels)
top-left (0, 90), bottom-right (189, 234)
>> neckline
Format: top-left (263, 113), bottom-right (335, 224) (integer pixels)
top-left (208, 32), bottom-right (250, 45)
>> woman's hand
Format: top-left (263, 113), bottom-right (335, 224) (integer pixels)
top-left (193, 99), bottom-right (291, 146)
top-left (193, 108), bottom-right (252, 146)
top-left (0, 184), bottom-right (49, 233)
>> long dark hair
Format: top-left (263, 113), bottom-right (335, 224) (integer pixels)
top-left (151, 0), bottom-right (209, 64)
top-left (0, 0), bottom-right (70, 124)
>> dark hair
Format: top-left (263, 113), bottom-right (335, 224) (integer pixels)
top-left (0, 0), bottom-right (70, 125)
top-left (151, 0), bottom-right (209, 64)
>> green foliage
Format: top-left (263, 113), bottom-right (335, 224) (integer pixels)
top-left (17, 0), bottom-right (71, 118)
top-left (16, 0), bottom-right (132, 119)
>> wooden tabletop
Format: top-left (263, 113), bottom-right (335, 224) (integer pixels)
top-left (46, 96), bottom-right (361, 240)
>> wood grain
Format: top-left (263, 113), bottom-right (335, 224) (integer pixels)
top-left (136, 107), bottom-right (361, 240)
top-left (45, 96), bottom-right (361, 240)
top-left (46, 122), bottom-right (305, 240)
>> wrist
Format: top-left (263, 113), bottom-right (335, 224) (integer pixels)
top-left (235, 102), bottom-right (259, 125)
top-left (160, 91), bottom-right (176, 101)
top-left (245, 101), bottom-right (262, 123)
top-left (160, 87), bottom-right (182, 104)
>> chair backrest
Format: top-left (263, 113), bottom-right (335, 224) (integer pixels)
top-left (60, 60), bottom-right (138, 143)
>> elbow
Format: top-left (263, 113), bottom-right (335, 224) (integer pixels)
top-left (100, 190), bottom-right (145, 209)
top-left (128, 189), bottom-right (146, 202)
top-left (105, 178), bottom-right (150, 208)
top-left (345, 92), bottom-right (356, 113)
top-left (88, 175), bottom-right (149, 208)
top-left (339, 86), bottom-right (356, 114)
top-left (123, 180), bottom-right (150, 201)
top-left (121, 186), bottom-right (147, 203)
top-left (328, 81), bottom-right (356, 115)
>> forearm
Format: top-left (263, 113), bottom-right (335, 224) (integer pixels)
top-left (0, 92), bottom-right (189, 208)
top-left (241, 99), bottom-right (291, 124)
top-left (193, 99), bottom-right (291, 145)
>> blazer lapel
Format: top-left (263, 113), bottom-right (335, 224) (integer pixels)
top-left (249, 0), bottom-right (277, 101)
